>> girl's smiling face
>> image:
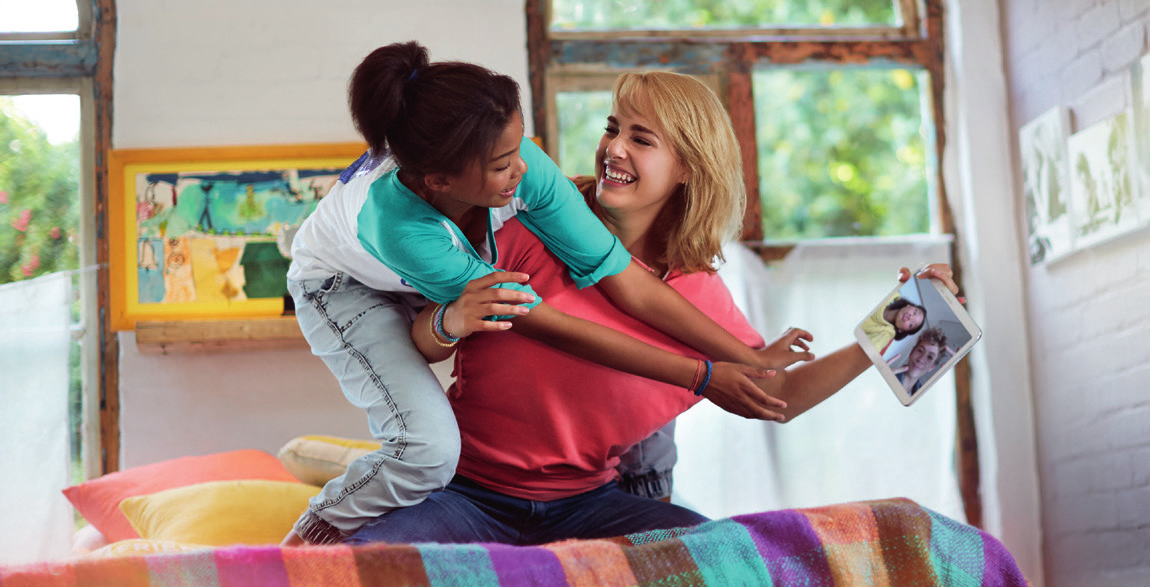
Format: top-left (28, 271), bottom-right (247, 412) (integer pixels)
top-left (439, 111), bottom-right (528, 211)
top-left (594, 108), bottom-right (687, 216)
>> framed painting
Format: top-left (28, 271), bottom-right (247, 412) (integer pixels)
top-left (1066, 109), bottom-right (1140, 253)
top-left (1019, 106), bottom-right (1074, 264)
top-left (1129, 53), bottom-right (1150, 227)
top-left (109, 143), bottom-right (365, 331)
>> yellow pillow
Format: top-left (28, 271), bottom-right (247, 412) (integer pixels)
top-left (88, 539), bottom-right (208, 558)
top-left (119, 480), bottom-right (321, 546)
top-left (277, 435), bottom-right (381, 486)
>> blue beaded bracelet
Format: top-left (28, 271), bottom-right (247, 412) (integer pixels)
top-left (693, 360), bottom-right (713, 397)
top-left (434, 303), bottom-right (460, 343)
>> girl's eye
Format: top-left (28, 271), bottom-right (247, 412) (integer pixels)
top-left (634, 137), bottom-right (651, 146)
top-left (603, 126), bottom-right (618, 135)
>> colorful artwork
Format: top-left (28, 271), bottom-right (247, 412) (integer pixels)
top-left (109, 143), bottom-right (366, 330)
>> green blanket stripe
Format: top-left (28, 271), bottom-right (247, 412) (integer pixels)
top-left (681, 518), bottom-right (773, 586)
top-left (927, 507), bottom-right (986, 585)
top-left (417, 544), bottom-right (501, 587)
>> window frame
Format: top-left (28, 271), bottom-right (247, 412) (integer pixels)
top-left (526, 0), bottom-right (981, 528)
top-left (0, 0), bottom-right (118, 478)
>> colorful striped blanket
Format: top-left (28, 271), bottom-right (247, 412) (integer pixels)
top-left (1, 498), bottom-right (1028, 586)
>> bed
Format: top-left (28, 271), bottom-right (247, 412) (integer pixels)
top-left (0, 439), bottom-right (1030, 586)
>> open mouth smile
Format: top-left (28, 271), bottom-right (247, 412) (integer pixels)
top-left (603, 164), bottom-right (636, 185)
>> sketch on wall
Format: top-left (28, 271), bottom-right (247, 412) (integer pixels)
top-left (1129, 53), bottom-right (1150, 225)
top-left (1066, 109), bottom-right (1140, 251)
top-left (1018, 106), bottom-right (1074, 264)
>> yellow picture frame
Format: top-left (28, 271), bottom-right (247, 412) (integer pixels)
top-left (108, 143), bottom-right (366, 331)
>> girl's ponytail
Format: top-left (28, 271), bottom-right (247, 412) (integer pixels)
top-left (347, 41), bottom-right (521, 180)
top-left (348, 41), bottom-right (430, 159)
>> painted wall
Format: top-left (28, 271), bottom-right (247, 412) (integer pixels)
top-left (1001, 0), bottom-right (1150, 585)
top-left (112, 0), bottom-right (527, 467)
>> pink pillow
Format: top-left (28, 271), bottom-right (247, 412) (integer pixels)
top-left (62, 449), bottom-right (299, 541)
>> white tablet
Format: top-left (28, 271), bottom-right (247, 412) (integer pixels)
top-left (853, 271), bottom-right (982, 406)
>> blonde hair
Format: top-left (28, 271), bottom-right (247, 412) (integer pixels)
top-left (609, 71), bottom-right (745, 274)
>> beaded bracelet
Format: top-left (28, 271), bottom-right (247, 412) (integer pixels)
top-left (692, 360), bottom-right (713, 397)
top-left (688, 359), bottom-right (704, 393)
top-left (429, 304), bottom-right (459, 347)
top-left (435, 303), bottom-right (461, 343)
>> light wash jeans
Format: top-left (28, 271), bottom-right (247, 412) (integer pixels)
top-left (288, 273), bottom-right (460, 544)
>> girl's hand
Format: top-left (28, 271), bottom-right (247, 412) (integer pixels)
top-left (898, 264), bottom-right (964, 303)
top-left (752, 327), bottom-right (815, 371)
top-left (702, 363), bottom-right (788, 421)
top-left (442, 271), bottom-right (534, 339)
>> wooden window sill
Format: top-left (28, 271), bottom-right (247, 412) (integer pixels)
top-left (134, 317), bottom-right (307, 354)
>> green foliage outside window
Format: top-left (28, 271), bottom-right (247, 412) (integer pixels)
top-left (0, 97), bottom-right (79, 285)
top-left (556, 91), bottom-right (613, 178)
top-left (754, 69), bottom-right (932, 240)
top-left (552, 0), bottom-right (897, 30)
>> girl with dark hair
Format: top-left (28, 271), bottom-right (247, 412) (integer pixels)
top-left (284, 42), bottom-right (806, 545)
top-left (860, 293), bottom-right (927, 353)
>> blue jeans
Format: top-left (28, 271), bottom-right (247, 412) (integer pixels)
top-left (288, 273), bottom-right (460, 544)
top-left (345, 476), bottom-right (709, 546)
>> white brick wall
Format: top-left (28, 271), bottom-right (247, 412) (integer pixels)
top-left (1003, 0), bottom-right (1150, 584)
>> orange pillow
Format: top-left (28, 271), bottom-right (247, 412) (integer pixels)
top-left (62, 449), bottom-right (299, 542)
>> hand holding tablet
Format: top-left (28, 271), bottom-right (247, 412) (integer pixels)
top-left (854, 267), bottom-right (982, 406)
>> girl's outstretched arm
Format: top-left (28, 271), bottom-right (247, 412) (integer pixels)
top-left (411, 278), bottom-right (789, 421)
top-left (597, 262), bottom-right (813, 371)
top-left (760, 263), bottom-right (964, 422)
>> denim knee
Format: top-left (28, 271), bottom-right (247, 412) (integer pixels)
top-left (398, 421), bottom-right (461, 488)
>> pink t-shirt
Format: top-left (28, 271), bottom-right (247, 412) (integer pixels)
top-left (449, 218), bottom-right (765, 501)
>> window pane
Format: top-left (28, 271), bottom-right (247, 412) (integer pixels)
top-left (0, 0), bottom-right (79, 33)
top-left (0, 94), bottom-right (84, 487)
top-left (551, 0), bottom-right (897, 31)
top-left (754, 68), bottom-right (934, 241)
top-left (555, 90), bottom-right (613, 177)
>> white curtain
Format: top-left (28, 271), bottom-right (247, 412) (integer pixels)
top-left (673, 236), bottom-right (966, 523)
top-left (0, 272), bottom-right (74, 564)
